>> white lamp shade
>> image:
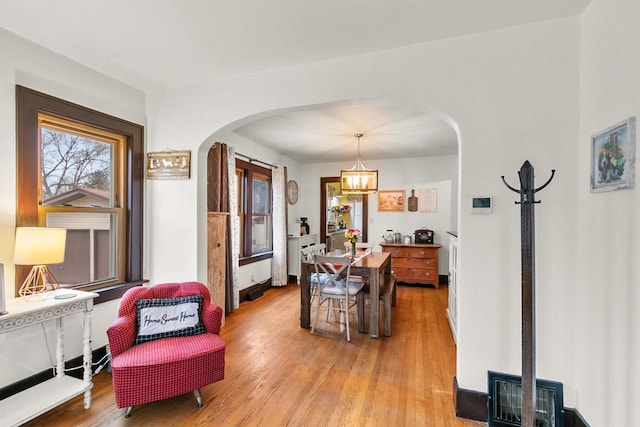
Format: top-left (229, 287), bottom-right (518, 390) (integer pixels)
top-left (14, 227), bottom-right (67, 265)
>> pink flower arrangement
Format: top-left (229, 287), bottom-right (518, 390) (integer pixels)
top-left (345, 228), bottom-right (361, 244)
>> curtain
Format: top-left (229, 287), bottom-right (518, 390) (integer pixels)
top-left (207, 142), bottom-right (239, 314)
top-left (226, 146), bottom-right (240, 309)
top-left (271, 165), bottom-right (288, 287)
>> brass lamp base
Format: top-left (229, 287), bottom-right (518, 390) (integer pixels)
top-left (19, 265), bottom-right (60, 300)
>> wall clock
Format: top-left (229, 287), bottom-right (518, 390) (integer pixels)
top-left (287, 180), bottom-right (299, 204)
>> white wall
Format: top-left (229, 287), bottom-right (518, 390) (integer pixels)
top-left (146, 14), bottom-right (582, 411)
top-left (577, 0), bottom-right (640, 425)
top-left (0, 29), bottom-right (146, 385)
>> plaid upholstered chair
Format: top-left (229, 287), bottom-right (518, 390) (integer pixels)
top-left (107, 282), bottom-right (226, 418)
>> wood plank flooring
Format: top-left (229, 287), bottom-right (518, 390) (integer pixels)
top-left (23, 283), bottom-right (483, 426)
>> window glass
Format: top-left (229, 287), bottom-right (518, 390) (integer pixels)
top-left (236, 160), bottom-right (272, 261)
top-left (46, 211), bottom-right (118, 286)
top-left (40, 124), bottom-right (115, 207)
top-left (252, 177), bottom-right (270, 214)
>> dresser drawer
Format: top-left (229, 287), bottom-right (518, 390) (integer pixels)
top-left (385, 247), bottom-right (410, 258)
top-left (406, 247), bottom-right (437, 258)
top-left (394, 267), bottom-right (438, 284)
top-left (392, 257), bottom-right (437, 269)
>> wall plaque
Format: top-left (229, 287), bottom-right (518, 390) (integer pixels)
top-left (147, 150), bottom-right (191, 180)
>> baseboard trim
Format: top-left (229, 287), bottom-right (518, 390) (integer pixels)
top-left (453, 376), bottom-right (590, 426)
top-left (0, 345), bottom-right (108, 400)
top-left (454, 377), bottom-right (488, 422)
top-left (563, 407), bottom-right (591, 427)
top-left (239, 278), bottom-right (272, 304)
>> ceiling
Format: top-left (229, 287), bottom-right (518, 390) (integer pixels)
top-left (0, 0), bottom-right (590, 163)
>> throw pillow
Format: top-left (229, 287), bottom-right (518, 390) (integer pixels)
top-left (135, 295), bottom-right (205, 345)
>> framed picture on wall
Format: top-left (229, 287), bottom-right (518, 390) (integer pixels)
top-left (147, 150), bottom-right (191, 180)
top-left (590, 117), bottom-right (636, 192)
top-left (377, 190), bottom-right (405, 212)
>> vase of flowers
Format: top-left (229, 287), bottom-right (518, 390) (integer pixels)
top-left (345, 228), bottom-right (361, 256)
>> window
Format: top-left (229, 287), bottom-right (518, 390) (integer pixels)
top-left (236, 159), bottom-right (273, 263)
top-left (16, 86), bottom-right (144, 299)
top-left (39, 114), bottom-right (125, 286)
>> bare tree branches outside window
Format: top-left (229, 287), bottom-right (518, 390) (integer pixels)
top-left (40, 127), bottom-right (113, 205)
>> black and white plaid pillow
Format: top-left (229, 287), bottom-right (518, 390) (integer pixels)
top-left (135, 295), bottom-right (205, 345)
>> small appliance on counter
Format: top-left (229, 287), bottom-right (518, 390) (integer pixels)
top-left (414, 228), bottom-right (434, 244)
top-left (300, 217), bottom-right (309, 235)
top-left (383, 230), bottom-right (395, 243)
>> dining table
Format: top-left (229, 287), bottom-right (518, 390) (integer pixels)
top-left (299, 250), bottom-right (392, 338)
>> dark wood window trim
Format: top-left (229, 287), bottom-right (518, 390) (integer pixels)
top-left (236, 159), bottom-right (273, 265)
top-left (15, 86), bottom-right (145, 303)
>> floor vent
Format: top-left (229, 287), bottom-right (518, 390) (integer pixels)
top-left (247, 288), bottom-right (264, 301)
top-left (488, 371), bottom-right (564, 427)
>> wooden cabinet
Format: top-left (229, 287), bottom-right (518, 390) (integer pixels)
top-left (288, 234), bottom-right (319, 283)
top-left (207, 212), bottom-right (227, 323)
top-left (380, 243), bottom-right (441, 288)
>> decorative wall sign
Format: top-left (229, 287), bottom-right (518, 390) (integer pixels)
top-left (378, 190), bottom-right (405, 212)
top-left (590, 116), bottom-right (636, 192)
top-left (147, 150), bottom-right (191, 180)
top-left (418, 188), bottom-right (438, 213)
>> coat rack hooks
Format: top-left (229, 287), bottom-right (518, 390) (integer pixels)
top-left (501, 160), bottom-right (556, 204)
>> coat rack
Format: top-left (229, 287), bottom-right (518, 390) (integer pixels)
top-left (501, 161), bottom-right (555, 427)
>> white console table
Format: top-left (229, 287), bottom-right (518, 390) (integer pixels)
top-left (0, 289), bottom-right (98, 427)
top-left (287, 234), bottom-right (319, 283)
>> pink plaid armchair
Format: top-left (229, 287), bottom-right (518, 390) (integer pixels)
top-left (107, 282), bottom-right (226, 418)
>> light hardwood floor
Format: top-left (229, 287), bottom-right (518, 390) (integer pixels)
top-left (24, 283), bottom-right (484, 427)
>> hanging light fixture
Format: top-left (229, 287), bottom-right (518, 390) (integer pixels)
top-left (340, 133), bottom-right (378, 194)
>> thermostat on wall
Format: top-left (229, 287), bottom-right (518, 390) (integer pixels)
top-left (471, 196), bottom-right (492, 214)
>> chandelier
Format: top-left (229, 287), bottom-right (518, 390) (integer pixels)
top-left (340, 133), bottom-right (378, 194)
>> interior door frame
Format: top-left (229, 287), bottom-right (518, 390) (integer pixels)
top-left (320, 176), bottom-right (368, 246)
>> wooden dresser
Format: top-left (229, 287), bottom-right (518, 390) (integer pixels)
top-left (380, 243), bottom-right (442, 288)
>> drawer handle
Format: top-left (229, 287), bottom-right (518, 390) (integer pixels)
top-left (392, 249), bottom-right (400, 255)
top-left (419, 251), bottom-right (425, 256)
top-left (423, 272), bottom-right (431, 277)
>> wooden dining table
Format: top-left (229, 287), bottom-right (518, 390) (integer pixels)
top-left (299, 250), bottom-right (391, 338)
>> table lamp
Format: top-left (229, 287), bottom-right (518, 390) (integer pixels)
top-left (14, 227), bottom-right (67, 299)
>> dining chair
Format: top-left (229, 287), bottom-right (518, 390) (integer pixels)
top-left (301, 246), bottom-right (323, 303)
top-left (350, 242), bottom-right (374, 284)
top-left (311, 254), bottom-right (365, 342)
top-left (300, 245), bottom-right (315, 263)
top-left (314, 242), bottom-right (327, 255)
top-left (356, 241), bottom-right (375, 253)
